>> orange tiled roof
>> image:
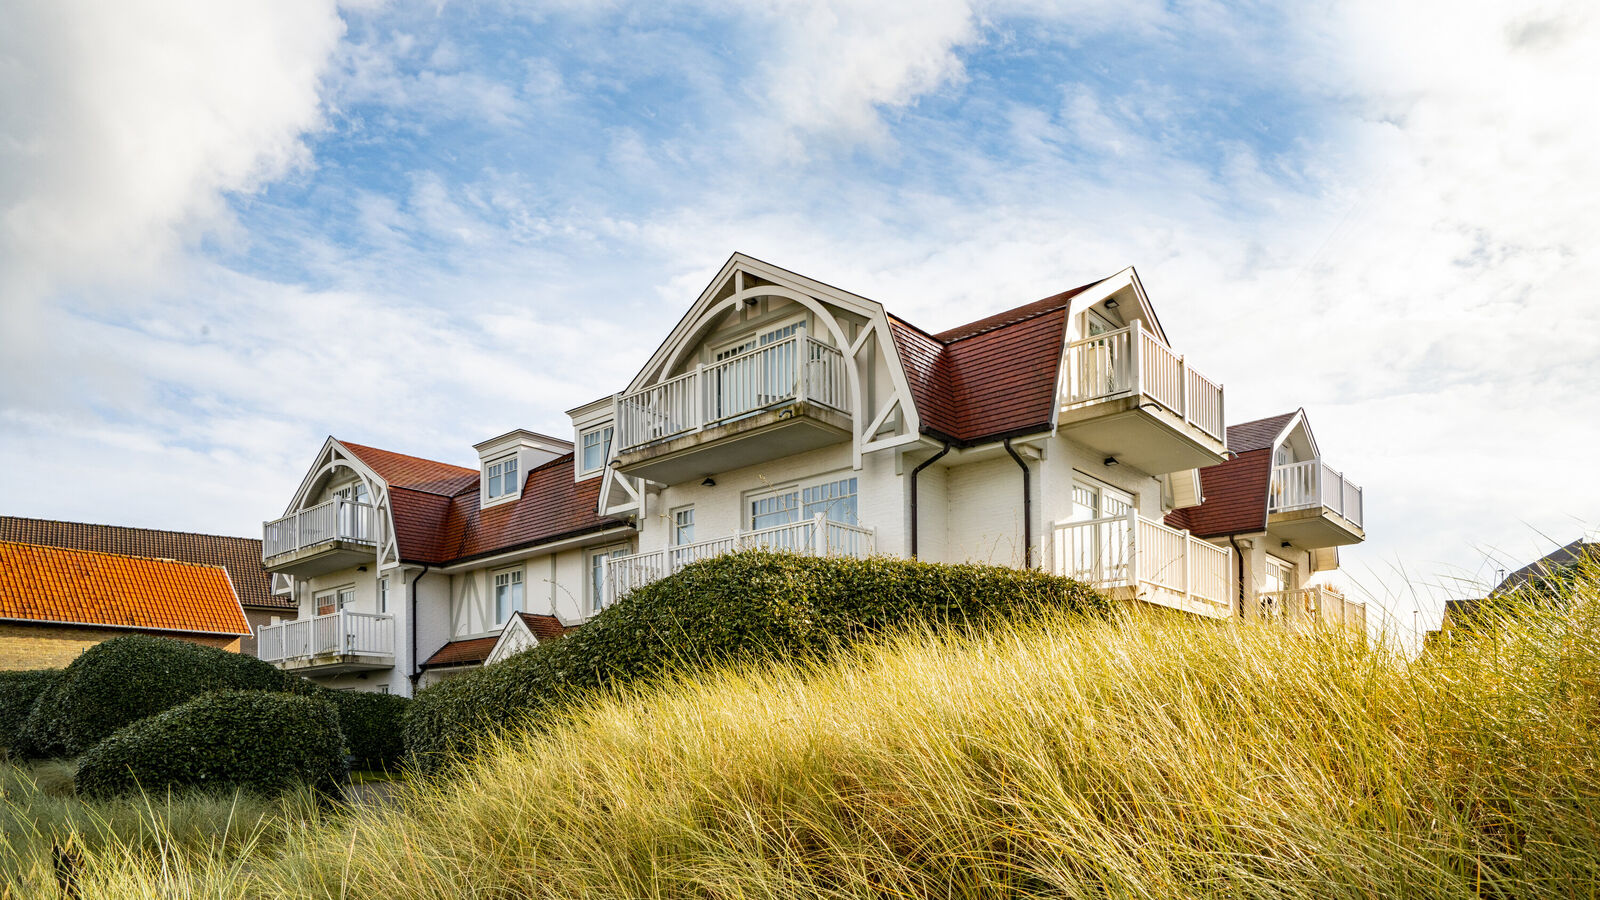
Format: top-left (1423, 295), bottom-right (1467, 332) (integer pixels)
top-left (0, 541), bottom-right (250, 636)
top-left (421, 636), bottom-right (500, 668)
top-left (0, 516), bottom-right (286, 610)
top-left (338, 441), bottom-right (479, 496)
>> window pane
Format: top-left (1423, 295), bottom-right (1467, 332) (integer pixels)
top-left (487, 462), bottom-right (502, 497)
top-left (750, 491), bottom-right (800, 530)
top-left (674, 508), bottom-right (695, 545)
top-left (802, 477), bottom-right (857, 525)
top-left (505, 459), bottom-right (518, 493)
top-left (591, 555), bottom-right (605, 611)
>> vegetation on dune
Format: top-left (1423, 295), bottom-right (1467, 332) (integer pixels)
top-left (0, 668), bottom-right (59, 756)
top-left (404, 551), bottom-right (1108, 770)
top-left (5, 564), bottom-right (1599, 898)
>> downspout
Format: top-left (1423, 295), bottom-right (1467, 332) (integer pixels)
top-left (908, 441), bottom-right (951, 559)
top-left (407, 565), bottom-right (431, 690)
top-left (1003, 439), bottom-right (1035, 569)
top-left (1228, 535), bottom-right (1246, 618)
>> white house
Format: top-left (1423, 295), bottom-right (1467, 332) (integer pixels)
top-left (254, 252), bottom-right (1366, 695)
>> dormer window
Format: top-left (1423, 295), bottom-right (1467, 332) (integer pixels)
top-left (486, 455), bottom-right (519, 499)
top-left (580, 425), bottom-right (613, 475)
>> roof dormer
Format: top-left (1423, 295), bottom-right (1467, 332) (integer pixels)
top-left (565, 396), bottom-right (615, 482)
top-left (473, 429), bottom-right (573, 508)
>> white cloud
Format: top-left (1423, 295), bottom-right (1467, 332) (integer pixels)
top-left (0, 0), bottom-right (346, 401)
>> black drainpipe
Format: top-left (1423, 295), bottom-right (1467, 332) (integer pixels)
top-left (1228, 535), bottom-right (1246, 618)
top-left (909, 441), bottom-right (951, 559)
top-left (1003, 439), bottom-right (1034, 569)
top-left (407, 564), bottom-right (430, 690)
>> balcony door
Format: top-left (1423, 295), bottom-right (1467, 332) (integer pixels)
top-left (1068, 480), bottom-right (1134, 583)
top-left (333, 482), bottom-right (371, 541)
top-left (710, 321), bottom-right (801, 420)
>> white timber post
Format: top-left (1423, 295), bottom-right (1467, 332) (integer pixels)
top-left (794, 324), bottom-right (808, 405)
top-left (598, 554), bottom-right (611, 611)
top-left (1125, 507), bottom-right (1140, 590)
top-left (1128, 318), bottom-right (1144, 400)
top-left (694, 362), bottom-right (706, 431)
top-left (814, 511), bottom-right (828, 556)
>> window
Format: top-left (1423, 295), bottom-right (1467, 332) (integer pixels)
top-left (377, 576), bottom-right (389, 614)
top-left (750, 490), bottom-right (800, 530)
top-left (589, 546), bottom-right (630, 613)
top-left (486, 456), bottom-right (519, 499)
top-left (802, 477), bottom-right (857, 525)
top-left (580, 426), bottom-right (614, 474)
top-left (336, 587), bottom-right (355, 610)
top-left (314, 590), bottom-right (336, 615)
top-left (673, 507), bottom-right (695, 546)
top-left (376, 684), bottom-right (390, 695)
top-left (493, 568), bottom-right (524, 624)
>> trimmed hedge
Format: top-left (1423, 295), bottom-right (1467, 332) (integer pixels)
top-left (326, 690), bottom-right (409, 771)
top-left (405, 552), bottom-right (1108, 770)
top-left (18, 634), bottom-right (317, 759)
top-left (76, 690), bottom-right (347, 798)
top-left (0, 670), bottom-right (60, 756)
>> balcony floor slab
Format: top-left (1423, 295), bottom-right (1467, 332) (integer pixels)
top-left (615, 400), bottom-right (851, 485)
top-left (262, 540), bottom-right (375, 577)
top-left (1058, 399), bottom-right (1227, 474)
top-left (1268, 507), bottom-right (1364, 549)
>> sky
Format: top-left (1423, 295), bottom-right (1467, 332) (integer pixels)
top-left (2, 0), bottom-right (1597, 640)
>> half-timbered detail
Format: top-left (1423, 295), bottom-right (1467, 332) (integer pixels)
top-left (258, 254), bottom-right (1372, 696)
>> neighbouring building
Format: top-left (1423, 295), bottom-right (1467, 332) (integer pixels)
top-left (257, 252), bottom-right (1369, 696)
top-left (0, 540), bottom-right (252, 669)
top-left (1164, 411), bottom-right (1368, 634)
top-left (0, 516), bottom-right (294, 657)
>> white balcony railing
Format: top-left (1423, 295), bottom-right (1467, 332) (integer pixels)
top-left (601, 514), bottom-right (875, 608)
top-left (1061, 320), bottom-right (1225, 443)
top-left (615, 330), bottom-right (850, 453)
top-left (1051, 510), bottom-right (1232, 613)
top-left (1268, 460), bottom-right (1363, 528)
top-left (256, 610), bottom-right (394, 664)
top-left (262, 498), bottom-right (378, 561)
top-left (1253, 586), bottom-right (1367, 635)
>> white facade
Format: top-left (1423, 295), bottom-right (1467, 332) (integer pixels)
top-left (257, 253), bottom-right (1368, 696)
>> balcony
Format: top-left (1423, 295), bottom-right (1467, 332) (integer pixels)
top-left (262, 498), bottom-right (378, 576)
top-left (601, 514), bottom-right (875, 608)
top-left (257, 610), bottom-right (395, 674)
top-left (1051, 510), bottom-right (1233, 618)
top-left (1251, 586), bottom-right (1367, 636)
top-left (1267, 460), bottom-right (1364, 548)
top-left (613, 331), bottom-right (853, 485)
top-left (1058, 320), bottom-right (1227, 474)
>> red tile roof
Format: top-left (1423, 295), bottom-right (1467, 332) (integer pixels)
top-left (0, 516), bottom-right (285, 610)
top-left (887, 280), bottom-right (1104, 444)
top-left (1226, 413), bottom-right (1296, 453)
top-left (340, 440), bottom-right (627, 565)
top-left (421, 636), bottom-right (499, 668)
top-left (1164, 448), bottom-right (1273, 537)
top-left (339, 441), bottom-right (478, 496)
top-left (515, 612), bottom-right (570, 641)
top-left (0, 541), bottom-right (250, 636)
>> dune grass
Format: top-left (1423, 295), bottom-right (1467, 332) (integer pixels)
top-left (8, 573), bottom-right (1599, 898)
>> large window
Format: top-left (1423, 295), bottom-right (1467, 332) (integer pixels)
top-left (580, 426), bottom-right (614, 474)
top-left (486, 456), bottom-right (519, 499)
top-left (493, 568), bottom-right (524, 624)
top-left (802, 477), bottom-right (857, 525)
top-left (750, 491), bottom-right (800, 530)
top-left (673, 507), bottom-right (695, 546)
top-left (589, 546), bottom-right (630, 613)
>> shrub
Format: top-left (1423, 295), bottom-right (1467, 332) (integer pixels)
top-left (326, 690), bottom-right (409, 771)
top-left (18, 634), bottom-right (316, 759)
top-left (405, 552), bottom-right (1107, 770)
top-left (0, 670), bottom-right (59, 756)
top-left (75, 690), bottom-right (347, 799)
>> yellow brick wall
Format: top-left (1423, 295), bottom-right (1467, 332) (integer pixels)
top-left (0, 623), bottom-right (240, 671)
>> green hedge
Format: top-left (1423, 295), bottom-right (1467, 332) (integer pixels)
top-left (326, 690), bottom-right (409, 771)
top-left (0, 670), bottom-right (60, 757)
top-left (18, 634), bottom-right (316, 759)
top-left (404, 552), bottom-right (1108, 771)
top-left (75, 690), bottom-right (347, 798)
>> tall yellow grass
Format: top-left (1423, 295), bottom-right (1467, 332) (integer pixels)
top-left (8, 576), bottom-right (1598, 898)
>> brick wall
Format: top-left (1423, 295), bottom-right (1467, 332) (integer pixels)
top-left (0, 623), bottom-right (240, 670)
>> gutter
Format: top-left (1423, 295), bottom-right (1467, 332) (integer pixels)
top-left (1003, 438), bottom-right (1035, 569)
top-left (1228, 535), bottom-right (1246, 618)
top-left (908, 441), bottom-right (951, 559)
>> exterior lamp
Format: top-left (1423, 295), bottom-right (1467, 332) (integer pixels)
top-left (1103, 457), bottom-right (1118, 467)
top-left (702, 477), bottom-right (716, 487)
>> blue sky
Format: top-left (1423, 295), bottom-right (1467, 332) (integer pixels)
top-left (3, 0), bottom-right (1597, 640)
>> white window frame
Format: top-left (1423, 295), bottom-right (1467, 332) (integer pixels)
top-left (589, 544), bottom-right (631, 614)
top-left (1083, 308), bottom-right (1116, 337)
top-left (744, 473), bottom-right (859, 532)
top-left (377, 576), bottom-right (389, 614)
top-left (314, 588), bottom-right (337, 613)
top-left (485, 454), bottom-right (520, 500)
top-left (672, 506), bottom-right (695, 546)
top-left (579, 425), bottom-right (614, 476)
top-left (492, 567), bottom-right (524, 625)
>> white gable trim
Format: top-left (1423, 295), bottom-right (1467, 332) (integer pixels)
top-left (1269, 408), bottom-right (1318, 458)
top-left (486, 614), bottom-right (541, 665)
top-left (276, 437), bottom-right (401, 567)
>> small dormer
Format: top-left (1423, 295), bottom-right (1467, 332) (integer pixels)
top-left (566, 396), bottom-right (615, 482)
top-left (474, 429), bottom-right (573, 507)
